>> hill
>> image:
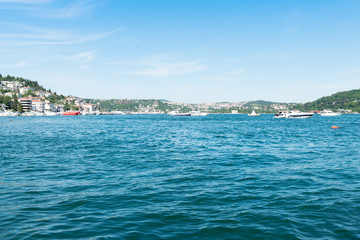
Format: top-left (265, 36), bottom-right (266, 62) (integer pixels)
top-left (243, 100), bottom-right (277, 107)
top-left (298, 89), bottom-right (360, 112)
top-left (0, 74), bottom-right (47, 92)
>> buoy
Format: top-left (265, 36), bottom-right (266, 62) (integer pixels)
top-left (331, 126), bottom-right (340, 129)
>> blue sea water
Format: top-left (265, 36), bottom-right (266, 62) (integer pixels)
top-left (1, 114), bottom-right (360, 239)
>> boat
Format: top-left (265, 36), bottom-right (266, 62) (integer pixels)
top-left (273, 111), bottom-right (287, 118)
top-left (274, 110), bottom-right (314, 119)
top-left (62, 111), bottom-right (80, 116)
top-left (320, 109), bottom-right (342, 116)
top-left (168, 110), bottom-right (191, 116)
top-left (44, 111), bottom-right (58, 116)
top-left (248, 110), bottom-right (259, 116)
top-left (190, 111), bottom-right (208, 116)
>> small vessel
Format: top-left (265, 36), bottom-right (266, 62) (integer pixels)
top-left (62, 111), bottom-right (80, 116)
top-left (273, 111), bottom-right (288, 118)
top-left (44, 111), bottom-right (58, 116)
top-left (168, 110), bottom-right (191, 116)
top-left (274, 110), bottom-right (313, 119)
top-left (320, 109), bottom-right (341, 116)
top-left (248, 110), bottom-right (259, 116)
top-left (190, 111), bottom-right (208, 116)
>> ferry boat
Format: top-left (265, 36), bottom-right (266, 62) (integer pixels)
top-left (190, 111), bottom-right (208, 116)
top-left (168, 110), bottom-right (191, 116)
top-left (320, 110), bottom-right (342, 116)
top-left (248, 110), bottom-right (259, 116)
top-left (62, 111), bottom-right (80, 116)
top-left (274, 110), bottom-right (313, 119)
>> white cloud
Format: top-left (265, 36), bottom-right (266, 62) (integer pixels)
top-left (36, 1), bottom-right (95, 19)
top-left (67, 52), bottom-right (94, 68)
top-left (0, 0), bottom-right (50, 3)
top-left (130, 61), bottom-right (206, 77)
top-left (230, 68), bottom-right (246, 75)
top-left (68, 52), bottom-right (94, 61)
top-left (0, 61), bottom-right (27, 68)
top-left (0, 24), bottom-right (124, 46)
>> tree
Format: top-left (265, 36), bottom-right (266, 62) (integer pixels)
top-left (12, 95), bottom-right (19, 111)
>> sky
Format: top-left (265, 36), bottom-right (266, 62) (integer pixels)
top-left (0, 0), bottom-right (360, 103)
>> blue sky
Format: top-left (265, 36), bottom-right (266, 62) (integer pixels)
top-left (0, 0), bottom-right (359, 103)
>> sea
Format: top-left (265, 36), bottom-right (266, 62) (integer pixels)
top-left (1, 114), bottom-right (359, 240)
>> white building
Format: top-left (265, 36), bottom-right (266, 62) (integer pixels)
top-left (44, 100), bottom-right (57, 112)
top-left (32, 100), bottom-right (45, 112)
top-left (35, 90), bottom-right (46, 98)
top-left (45, 92), bottom-right (53, 97)
top-left (2, 81), bottom-right (22, 91)
top-left (82, 104), bottom-right (96, 113)
top-left (20, 87), bottom-right (34, 95)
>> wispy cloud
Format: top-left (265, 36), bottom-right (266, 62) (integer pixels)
top-left (340, 68), bottom-right (360, 74)
top-left (0, 61), bottom-right (27, 68)
top-left (129, 60), bottom-right (206, 77)
top-left (0, 0), bottom-right (98, 19)
top-left (230, 68), bottom-right (246, 75)
top-left (0, 0), bottom-right (50, 3)
top-left (67, 51), bottom-right (94, 68)
top-left (36, 1), bottom-right (96, 19)
top-left (0, 23), bottom-right (124, 46)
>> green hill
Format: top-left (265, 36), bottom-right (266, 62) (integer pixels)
top-left (298, 89), bottom-right (360, 112)
top-left (0, 74), bottom-right (46, 92)
top-left (243, 100), bottom-right (277, 107)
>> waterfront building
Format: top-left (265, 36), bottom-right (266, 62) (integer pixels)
top-left (82, 104), bottom-right (96, 114)
top-left (32, 100), bottom-right (45, 112)
top-left (44, 100), bottom-right (57, 112)
top-left (19, 97), bottom-right (32, 112)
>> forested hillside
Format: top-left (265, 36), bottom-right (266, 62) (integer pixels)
top-left (298, 89), bottom-right (360, 112)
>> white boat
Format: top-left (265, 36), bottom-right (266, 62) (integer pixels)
top-left (320, 109), bottom-right (342, 116)
top-left (248, 110), bottom-right (259, 116)
top-left (44, 111), bottom-right (58, 116)
top-left (168, 110), bottom-right (191, 116)
top-left (274, 110), bottom-right (314, 119)
top-left (190, 111), bottom-right (208, 116)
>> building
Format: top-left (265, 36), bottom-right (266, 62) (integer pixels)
top-left (20, 87), bottom-right (34, 95)
top-left (19, 97), bottom-right (32, 112)
top-left (35, 90), bottom-right (46, 98)
top-left (44, 100), bottom-right (57, 112)
top-left (82, 104), bottom-right (96, 114)
top-left (2, 81), bottom-right (22, 91)
top-left (32, 100), bottom-right (45, 112)
top-left (4, 92), bottom-right (14, 97)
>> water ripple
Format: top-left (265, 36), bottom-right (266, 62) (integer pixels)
top-left (1, 114), bottom-right (360, 239)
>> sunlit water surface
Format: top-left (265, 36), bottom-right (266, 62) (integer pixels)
top-left (1, 114), bottom-right (359, 239)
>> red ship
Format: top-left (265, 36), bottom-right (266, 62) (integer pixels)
top-left (62, 111), bottom-right (80, 116)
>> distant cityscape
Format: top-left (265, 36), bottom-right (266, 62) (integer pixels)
top-left (0, 74), bottom-right (359, 116)
top-left (0, 75), bottom-right (295, 115)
